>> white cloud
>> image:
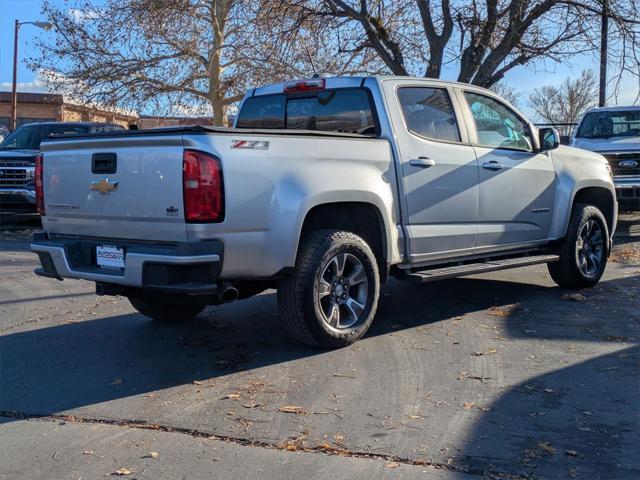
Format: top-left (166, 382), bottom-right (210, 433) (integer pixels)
top-left (0, 70), bottom-right (53, 94)
top-left (68, 8), bottom-right (101, 23)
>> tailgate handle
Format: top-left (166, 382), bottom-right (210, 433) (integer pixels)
top-left (92, 153), bottom-right (117, 174)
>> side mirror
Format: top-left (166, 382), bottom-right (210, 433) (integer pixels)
top-left (538, 127), bottom-right (560, 151)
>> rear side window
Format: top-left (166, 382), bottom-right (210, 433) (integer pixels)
top-left (236, 88), bottom-right (377, 134)
top-left (397, 87), bottom-right (461, 142)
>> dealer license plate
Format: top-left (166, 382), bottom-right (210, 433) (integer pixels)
top-left (96, 245), bottom-right (125, 270)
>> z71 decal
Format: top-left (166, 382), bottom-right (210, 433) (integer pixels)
top-left (231, 139), bottom-right (270, 150)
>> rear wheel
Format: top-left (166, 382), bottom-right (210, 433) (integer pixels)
top-left (278, 230), bottom-right (380, 349)
top-left (548, 204), bottom-right (609, 289)
top-left (128, 295), bottom-right (205, 322)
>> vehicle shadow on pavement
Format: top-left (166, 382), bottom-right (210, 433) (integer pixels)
top-left (1, 273), bottom-right (638, 442)
top-left (455, 345), bottom-right (640, 479)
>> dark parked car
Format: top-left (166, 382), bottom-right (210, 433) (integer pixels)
top-left (0, 122), bottom-right (125, 211)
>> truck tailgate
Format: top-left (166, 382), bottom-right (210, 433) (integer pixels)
top-left (41, 134), bottom-right (188, 242)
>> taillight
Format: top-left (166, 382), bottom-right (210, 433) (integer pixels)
top-left (283, 78), bottom-right (325, 93)
top-left (182, 149), bottom-right (224, 222)
top-left (35, 154), bottom-right (45, 215)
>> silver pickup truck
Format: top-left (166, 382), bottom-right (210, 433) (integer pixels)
top-left (31, 76), bottom-right (617, 348)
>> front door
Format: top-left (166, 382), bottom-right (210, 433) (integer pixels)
top-left (461, 91), bottom-right (556, 247)
top-left (390, 84), bottom-right (479, 262)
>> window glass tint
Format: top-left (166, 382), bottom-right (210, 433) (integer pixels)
top-left (235, 88), bottom-right (377, 134)
top-left (398, 87), bottom-right (460, 142)
top-left (0, 124), bottom-right (90, 150)
top-left (236, 95), bottom-right (285, 129)
top-left (285, 90), bottom-right (376, 134)
top-left (576, 110), bottom-right (640, 139)
top-left (464, 92), bottom-right (533, 151)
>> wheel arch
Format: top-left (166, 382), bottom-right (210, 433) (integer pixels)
top-left (572, 186), bottom-right (616, 236)
top-left (296, 201), bottom-right (391, 282)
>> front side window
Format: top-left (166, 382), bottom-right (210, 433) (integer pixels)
top-left (576, 110), bottom-right (640, 139)
top-left (397, 87), bottom-right (461, 142)
top-left (464, 92), bottom-right (533, 151)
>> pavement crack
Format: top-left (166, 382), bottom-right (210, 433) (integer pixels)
top-left (0, 410), bottom-right (520, 478)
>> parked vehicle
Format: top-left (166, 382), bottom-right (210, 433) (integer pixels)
top-left (31, 76), bottom-right (617, 348)
top-left (0, 121), bottom-right (125, 210)
top-left (571, 106), bottom-right (640, 210)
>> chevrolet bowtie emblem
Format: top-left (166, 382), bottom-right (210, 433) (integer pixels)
top-left (90, 178), bottom-right (119, 195)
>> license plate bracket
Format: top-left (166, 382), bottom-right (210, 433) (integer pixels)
top-left (96, 245), bottom-right (125, 270)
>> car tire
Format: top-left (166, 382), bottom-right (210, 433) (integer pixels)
top-left (278, 230), bottom-right (380, 349)
top-left (128, 295), bottom-right (205, 322)
top-left (548, 203), bottom-right (609, 289)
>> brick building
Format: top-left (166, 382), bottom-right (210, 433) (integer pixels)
top-left (0, 92), bottom-right (138, 129)
top-left (0, 92), bottom-right (230, 130)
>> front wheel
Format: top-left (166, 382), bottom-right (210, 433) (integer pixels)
top-left (128, 295), bottom-right (205, 322)
top-left (548, 204), bottom-right (609, 289)
top-left (278, 230), bottom-right (380, 349)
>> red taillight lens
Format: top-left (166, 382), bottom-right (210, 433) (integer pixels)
top-left (283, 78), bottom-right (325, 93)
top-left (182, 149), bottom-right (224, 223)
top-left (35, 154), bottom-right (45, 215)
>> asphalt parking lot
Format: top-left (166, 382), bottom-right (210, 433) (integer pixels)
top-left (0, 215), bottom-right (638, 479)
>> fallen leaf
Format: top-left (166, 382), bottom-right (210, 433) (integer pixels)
top-left (278, 405), bottom-right (307, 414)
top-left (565, 450), bottom-right (579, 457)
top-left (222, 393), bottom-right (240, 400)
top-left (111, 378), bottom-right (124, 385)
top-left (385, 461), bottom-right (400, 468)
top-left (192, 380), bottom-right (202, 385)
top-left (408, 414), bottom-right (422, 419)
top-left (471, 347), bottom-right (498, 356)
top-left (83, 450), bottom-right (93, 455)
top-left (113, 467), bottom-right (133, 476)
top-left (148, 451), bottom-right (159, 459)
top-left (537, 442), bottom-right (556, 454)
top-left (561, 293), bottom-right (586, 302)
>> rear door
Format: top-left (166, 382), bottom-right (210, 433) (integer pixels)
top-left (458, 90), bottom-right (555, 247)
top-left (383, 80), bottom-right (479, 262)
top-left (41, 134), bottom-right (188, 242)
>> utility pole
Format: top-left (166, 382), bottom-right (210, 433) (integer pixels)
top-left (599, 0), bottom-right (608, 107)
top-left (10, 20), bottom-right (20, 131)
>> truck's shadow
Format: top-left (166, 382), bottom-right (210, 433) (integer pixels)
top-left (1, 273), bottom-right (639, 478)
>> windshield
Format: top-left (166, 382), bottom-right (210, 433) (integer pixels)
top-left (576, 110), bottom-right (640, 139)
top-left (0, 124), bottom-right (90, 150)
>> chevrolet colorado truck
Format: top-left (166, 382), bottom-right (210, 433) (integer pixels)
top-left (31, 76), bottom-right (617, 348)
top-left (571, 106), bottom-right (640, 210)
top-left (0, 122), bottom-right (124, 211)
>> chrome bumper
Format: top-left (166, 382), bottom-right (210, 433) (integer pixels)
top-left (0, 187), bottom-right (36, 204)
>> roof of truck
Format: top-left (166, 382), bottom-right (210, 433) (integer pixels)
top-left (582, 105), bottom-right (640, 113)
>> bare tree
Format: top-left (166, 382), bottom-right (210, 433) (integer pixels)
top-left (287, 0), bottom-right (640, 89)
top-left (489, 81), bottom-right (521, 107)
top-left (30, 0), bottom-right (376, 124)
top-left (528, 69), bottom-right (597, 135)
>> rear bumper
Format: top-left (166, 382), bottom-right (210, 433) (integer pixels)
top-left (30, 233), bottom-right (224, 294)
top-left (0, 187), bottom-right (36, 206)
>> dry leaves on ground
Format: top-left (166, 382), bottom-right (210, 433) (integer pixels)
top-left (488, 303), bottom-right (523, 317)
top-left (471, 347), bottom-right (498, 356)
top-left (561, 293), bottom-right (586, 302)
top-left (277, 405), bottom-right (307, 414)
top-left (462, 402), bottom-right (490, 412)
top-left (385, 461), bottom-right (401, 468)
top-left (610, 244), bottom-right (640, 264)
top-left (221, 393), bottom-right (240, 400)
top-left (113, 467), bottom-right (133, 476)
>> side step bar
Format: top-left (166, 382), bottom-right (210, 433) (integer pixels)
top-left (400, 254), bottom-right (559, 283)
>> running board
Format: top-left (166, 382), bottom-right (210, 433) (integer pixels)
top-left (400, 254), bottom-right (559, 283)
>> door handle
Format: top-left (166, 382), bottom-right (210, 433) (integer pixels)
top-left (482, 161), bottom-right (504, 171)
top-left (410, 157), bottom-right (436, 168)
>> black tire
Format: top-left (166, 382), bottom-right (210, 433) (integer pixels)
top-left (548, 204), bottom-right (609, 289)
top-left (128, 295), bottom-right (205, 322)
top-left (278, 230), bottom-right (380, 349)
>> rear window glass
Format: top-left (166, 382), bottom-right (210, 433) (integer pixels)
top-left (398, 87), bottom-right (461, 142)
top-left (236, 88), bottom-right (377, 135)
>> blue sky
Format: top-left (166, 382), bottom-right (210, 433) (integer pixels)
top-left (1, 0), bottom-right (638, 119)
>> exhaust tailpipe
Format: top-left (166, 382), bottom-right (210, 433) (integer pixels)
top-left (217, 283), bottom-right (239, 303)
